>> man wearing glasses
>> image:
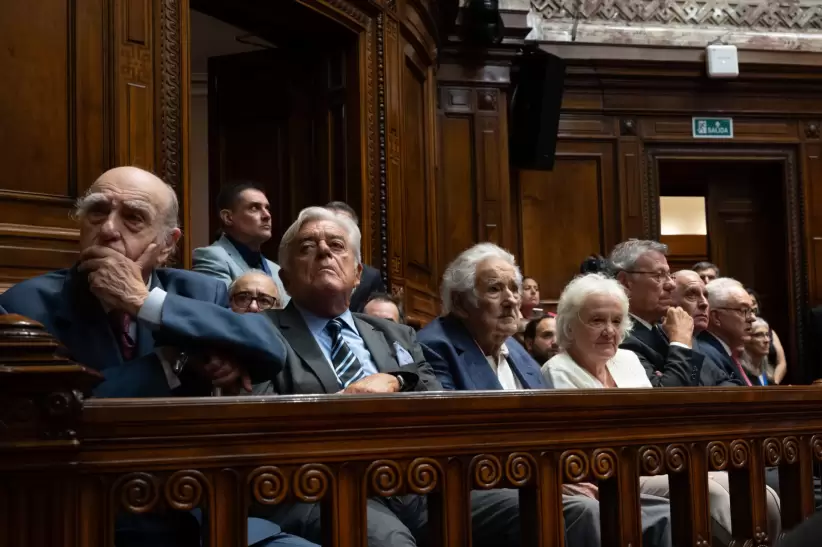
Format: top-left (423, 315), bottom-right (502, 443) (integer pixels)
top-left (698, 277), bottom-right (758, 386)
top-left (229, 270), bottom-right (282, 313)
top-left (610, 239), bottom-right (704, 387)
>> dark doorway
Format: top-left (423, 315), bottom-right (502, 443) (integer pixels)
top-left (657, 159), bottom-right (791, 368)
top-left (191, 1), bottom-right (361, 257)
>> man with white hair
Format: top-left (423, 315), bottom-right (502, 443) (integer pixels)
top-left (611, 239), bottom-right (704, 386)
top-left (699, 277), bottom-right (757, 386)
top-left (418, 243), bottom-right (613, 547)
top-left (671, 270), bottom-right (744, 386)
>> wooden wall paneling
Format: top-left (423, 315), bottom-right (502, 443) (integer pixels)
top-left (518, 141), bottom-right (617, 301)
top-left (437, 87), bottom-right (477, 281)
top-left (385, 14), bottom-right (404, 291)
top-left (618, 121), bottom-right (643, 240)
top-left (640, 117), bottom-right (800, 143)
top-left (803, 140), bottom-right (822, 306)
top-left (0, 0), bottom-right (111, 285)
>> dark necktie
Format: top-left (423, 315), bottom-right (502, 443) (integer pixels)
top-left (109, 310), bottom-right (136, 361)
top-left (325, 317), bottom-right (365, 387)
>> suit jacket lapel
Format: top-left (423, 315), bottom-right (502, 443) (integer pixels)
top-left (54, 267), bottom-right (123, 371)
top-left (218, 235), bottom-right (252, 273)
top-left (506, 341), bottom-right (543, 389)
top-left (444, 316), bottom-right (503, 390)
top-left (354, 316), bottom-right (398, 372)
top-left (273, 303), bottom-right (340, 393)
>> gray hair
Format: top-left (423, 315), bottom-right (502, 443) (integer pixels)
top-left (440, 243), bottom-right (522, 315)
top-left (228, 269), bottom-right (269, 297)
top-left (278, 206), bottom-right (361, 268)
top-left (555, 273), bottom-right (633, 350)
top-left (751, 316), bottom-right (769, 331)
top-left (609, 239), bottom-right (668, 272)
top-left (705, 277), bottom-right (746, 308)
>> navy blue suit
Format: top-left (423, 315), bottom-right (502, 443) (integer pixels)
top-left (697, 331), bottom-right (761, 386)
top-left (418, 315), bottom-right (553, 390)
top-left (0, 266), bottom-right (315, 547)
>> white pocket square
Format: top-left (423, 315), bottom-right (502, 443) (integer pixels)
top-left (393, 342), bottom-right (415, 365)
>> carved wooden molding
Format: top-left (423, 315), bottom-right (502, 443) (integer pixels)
top-left (620, 118), bottom-right (637, 136)
top-left (159, 0), bottom-right (182, 190)
top-left (805, 121), bottom-right (821, 139)
top-left (377, 13), bottom-right (389, 289)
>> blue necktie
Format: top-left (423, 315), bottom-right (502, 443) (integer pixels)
top-left (326, 318), bottom-right (365, 387)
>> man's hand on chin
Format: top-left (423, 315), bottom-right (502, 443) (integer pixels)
top-left (78, 244), bottom-right (160, 316)
top-left (339, 373), bottom-right (400, 394)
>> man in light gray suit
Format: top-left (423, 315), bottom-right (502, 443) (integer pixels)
top-left (250, 206), bottom-right (521, 547)
top-left (192, 182), bottom-right (288, 305)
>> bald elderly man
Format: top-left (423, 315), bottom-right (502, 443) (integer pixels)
top-left (229, 270), bottom-right (283, 313)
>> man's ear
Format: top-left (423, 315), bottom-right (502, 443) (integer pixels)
top-left (156, 228), bottom-right (182, 266)
top-left (353, 262), bottom-right (363, 288)
top-left (220, 209), bottom-right (233, 228)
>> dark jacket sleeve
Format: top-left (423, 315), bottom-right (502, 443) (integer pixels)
top-left (700, 355), bottom-right (745, 387)
top-left (621, 337), bottom-right (703, 387)
top-left (420, 342), bottom-right (457, 391)
top-left (92, 354), bottom-right (173, 397)
top-left (396, 328), bottom-right (443, 392)
top-left (157, 293), bottom-right (285, 383)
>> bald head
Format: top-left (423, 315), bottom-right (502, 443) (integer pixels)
top-left (76, 166), bottom-right (181, 269)
top-left (672, 270), bottom-right (710, 332)
top-left (229, 270), bottom-right (281, 313)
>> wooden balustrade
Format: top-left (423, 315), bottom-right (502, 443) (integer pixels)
top-left (2, 316), bottom-right (821, 546)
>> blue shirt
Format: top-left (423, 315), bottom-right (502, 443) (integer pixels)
top-left (295, 305), bottom-right (379, 384)
top-left (223, 233), bottom-right (271, 276)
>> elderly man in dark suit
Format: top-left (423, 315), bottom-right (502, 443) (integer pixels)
top-left (251, 208), bottom-right (521, 547)
top-left (611, 239), bottom-right (704, 387)
top-left (324, 201), bottom-right (385, 311)
top-left (0, 166), bottom-right (314, 547)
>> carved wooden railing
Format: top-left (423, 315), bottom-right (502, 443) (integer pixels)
top-left (1, 316), bottom-right (820, 547)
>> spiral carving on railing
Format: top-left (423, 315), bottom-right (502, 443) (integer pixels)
top-left (293, 464), bottom-right (332, 503)
top-left (811, 435), bottom-right (822, 461)
top-left (665, 444), bottom-right (688, 473)
top-left (762, 437), bottom-right (782, 467)
top-left (505, 452), bottom-right (536, 487)
top-left (164, 470), bottom-right (206, 511)
top-left (470, 454), bottom-right (503, 489)
top-left (366, 459), bottom-right (403, 497)
top-left (591, 448), bottom-right (617, 480)
top-left (560, 450), bottom-right (589, 483)
top-left (782, 437), bottom-right (799, 465)
top-left (730, 439), bottom-right (750, 469)
top-left (249, 466), bottom-right (288, 505)
top-left (407, 458), bottom-right (441, 494)
top-left (114, 472), bottom-right (161, 514)
top-left (639, 445), bottom-right (665, 476)
top-left (707, 441), bottom-right (729, 471)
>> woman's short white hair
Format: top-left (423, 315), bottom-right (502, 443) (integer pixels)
top-left (440, 243), bottom-right (522, 315)
top-left (555, 273), bottom-right (633, 350)
top-left (751, 316), bottom-right (769, 331)
top-left (278, 206), bottom-right (362, 267)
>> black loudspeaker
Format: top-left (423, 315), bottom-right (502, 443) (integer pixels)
top-left (509, 51), bottom-right (566, 171)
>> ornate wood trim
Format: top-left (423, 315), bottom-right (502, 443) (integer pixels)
top-left (643, 145), bottom-right (808, 370)
top-left (377, 12), bottom-right (389, 289)
top-left (158, 0), bottom-right (182, 190)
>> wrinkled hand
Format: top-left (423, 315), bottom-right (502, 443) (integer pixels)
top-left (78, 244), bottom-right (161, 316)
top-left (201, 355), bottom-right (252, 393)
top-left (661, 306), bottom-right (694, 347)
top-left (339, 373), bottom-right (400, 394)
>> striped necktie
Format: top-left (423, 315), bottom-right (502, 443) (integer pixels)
top-left (326, 317), bottom-right (365, 387)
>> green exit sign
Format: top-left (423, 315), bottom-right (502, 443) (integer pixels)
top-left (693, 117), bottom-right (734, 138)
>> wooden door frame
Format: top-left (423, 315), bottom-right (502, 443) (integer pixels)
top-left (643, 145), bottom-right (807, 380)
top-left (177, 0), bottom-right (385, 274)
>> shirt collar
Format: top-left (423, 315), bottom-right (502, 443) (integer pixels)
top-left (224, 233), bottom-right (264, 268)
top-left (630, 314), bottom-right (653, 331)
top-left (706, 331), bottom-right (733, 356)
top-left (295, 303), bottom-right (357, 337)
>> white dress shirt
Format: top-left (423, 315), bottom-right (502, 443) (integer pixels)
top-left (484, 342), bottom-right (523, 390)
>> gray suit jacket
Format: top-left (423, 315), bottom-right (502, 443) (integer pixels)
top-left (253, 302), bottom-right (442, 394)
top-left (192, 234), bottom-right (288, 305)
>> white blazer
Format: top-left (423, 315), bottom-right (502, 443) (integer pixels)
top-left (192, 234), bottom-right (289, 305)
top-left (543, 349), bottom-right (652, 389)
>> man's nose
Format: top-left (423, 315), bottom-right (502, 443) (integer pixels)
top-left (261, 209), bottom-right (271, 221)
top-left (248, 299), bottom-right (260, 313)
top-left (99, 213), bottom-right (120, 239)
top-left (316, 240), bottom-right (332, 255)
top-left (698, 298), bottom-right (708, 310)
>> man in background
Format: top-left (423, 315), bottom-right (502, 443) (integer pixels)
top-left (363, 292), bottom-right (404, 324)
top-left (193, 182), bottom-right (288, 305)
top-left (522, 314), bottom-right (558, 364)
top-left (693, 261), bottom-right (720, 285)
top-left (325, 201), bottom-right (385, 311)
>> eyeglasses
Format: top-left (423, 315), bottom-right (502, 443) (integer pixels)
top-left (231, 291), bottom-right (280, 311)
top-left (624, 270), bottom-right (673, 284)
top-left (715, 307), bottom-right (755, 318)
